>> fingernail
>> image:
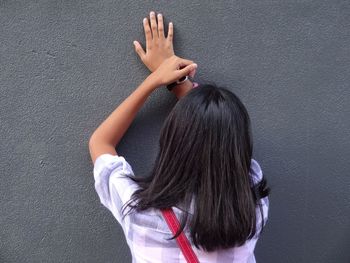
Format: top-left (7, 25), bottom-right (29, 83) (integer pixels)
top-left (150, 11), bottom-right (155, 16)
top-left (190, 69), bottom-right (196, 78)
top-left (158, 13), bottom-right (162, 17)
top-left (133, 41), bottom-right (137, 45)
top-left (193, 63), bottom-right (198, 68)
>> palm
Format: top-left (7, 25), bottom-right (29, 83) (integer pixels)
top-left (134, 12), bottom-right (175, 72)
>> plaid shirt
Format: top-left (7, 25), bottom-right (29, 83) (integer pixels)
top-left (93, 154), bottom-right (269, 263)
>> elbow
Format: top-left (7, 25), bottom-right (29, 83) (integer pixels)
top-left (88, 133), bottom-right (101, 163)
top-left (88, 132), bottom-right (97, 152)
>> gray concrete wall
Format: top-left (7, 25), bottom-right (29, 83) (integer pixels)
top-left (1, 0), bottom-right (349, 262)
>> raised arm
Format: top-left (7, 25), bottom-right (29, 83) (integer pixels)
top-left (88, 12), bottom-right (197, 164)
top-left (89, 56), bottom-right (197, 164)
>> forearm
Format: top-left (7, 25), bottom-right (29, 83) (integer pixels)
top-left (89, 74), bottom-right (158, 162)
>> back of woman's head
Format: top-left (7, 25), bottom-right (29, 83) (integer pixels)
top-left (123, 83), bottom-right (270, 252)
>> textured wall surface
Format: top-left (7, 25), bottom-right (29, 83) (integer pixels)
top-left (1, 0), bottom-right (349, 262)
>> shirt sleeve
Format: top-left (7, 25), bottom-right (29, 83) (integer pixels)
top-left (250, 159), bottom-right (264, 185)
top-left (250, 158), bottom-right (270, 228)
top-left (93, 153), bottom-right (139, 226)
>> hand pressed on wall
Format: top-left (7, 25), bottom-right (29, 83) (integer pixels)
top-left (133, 11), bottom-right (196, 79)
top-left (133, 11), bottom-right (197, 100)
top-left (133, 11), bottom-right (175, 72)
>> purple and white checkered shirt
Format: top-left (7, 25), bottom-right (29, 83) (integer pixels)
top-left (93, 154), bottom-right (269, 263)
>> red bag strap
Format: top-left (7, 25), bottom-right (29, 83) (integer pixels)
top-left (161, 208), bottom-right (199, 263)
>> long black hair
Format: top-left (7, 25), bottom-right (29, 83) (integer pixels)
top-left (122, 83), bottom-right (270, 252)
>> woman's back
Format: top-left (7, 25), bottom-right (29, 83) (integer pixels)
top-left (89, 13), bottom-right (271, 262)
top-left (93, 154), bottom-right (269, 263)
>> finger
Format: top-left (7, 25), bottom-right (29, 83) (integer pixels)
top-left (157, 13), bottom-right (165, 39)
top-left (177, 58), bottom-right (194, 68)
top-left (133, 41), bottom-right (146, 60)
top-left (167, 22), bottom-right (173, 42)
top-left (189, 68), bottom-right (196, 78)
top-left (150, 11), bottom-right (158, 38)
top-left (143, 17), bottom-right (152, 50)
top-left (178, 63), bottom-right (198, 78)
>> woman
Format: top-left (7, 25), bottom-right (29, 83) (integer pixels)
top-left (89, 11), bottom-right (270, 263)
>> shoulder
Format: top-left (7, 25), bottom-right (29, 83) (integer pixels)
top-left (250, 158), bottom-right (263, 185)
top-left (250, 158), bottom-right (270, 221)
top-left (93, 153), bottom-right (139, 225)
top-left (93, 153), bottom-right (138, 197)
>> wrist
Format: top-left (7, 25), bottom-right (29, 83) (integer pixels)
top-left (146, 73), bottom-right (162, 90)
top-left (166, 75), bottom-right (189, 91)
top-left (171, 79), bottom-right (193, 99)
